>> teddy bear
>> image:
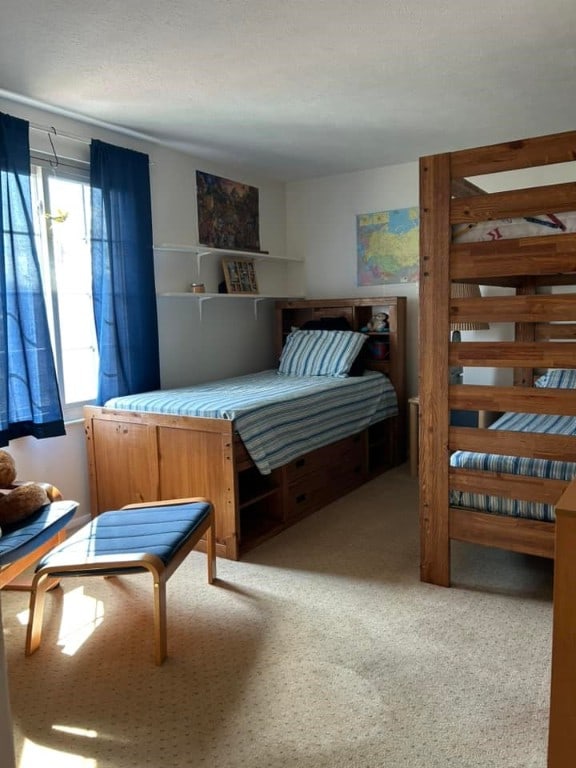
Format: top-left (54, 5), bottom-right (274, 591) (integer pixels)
top-left (0, 449), bottom-right (51, 528)
top-left (366, 312), bottom-right (389, 332)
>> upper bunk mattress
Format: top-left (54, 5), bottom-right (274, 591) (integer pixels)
top-left (453, 211), bottom-right (576, 243)
top-left (105, 369), bottom-right (398, 474)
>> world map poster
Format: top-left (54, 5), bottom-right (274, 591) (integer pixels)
top-left (357, 207), bottom-right (419, 285)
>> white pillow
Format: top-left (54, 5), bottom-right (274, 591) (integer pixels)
top-left (278, 329), bottom-right (367, 377)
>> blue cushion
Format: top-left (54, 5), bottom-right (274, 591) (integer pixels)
top-left (0, 501), bottom-right (78, 566)
top-left (278, 329), bottom-right (367, 377)
top-left (36, 501), bottom-right (211, 575)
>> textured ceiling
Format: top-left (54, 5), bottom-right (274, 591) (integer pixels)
top-left (2, 0), bottom-right (576, 181)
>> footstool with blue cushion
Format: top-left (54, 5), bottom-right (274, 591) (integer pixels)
top-left (25, 497), bottom-right (216, 665)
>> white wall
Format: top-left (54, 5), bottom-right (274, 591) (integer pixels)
top-left (0, 96), bottom-right (289, 518)
top-left (286, 163), bottom-right (421, 395)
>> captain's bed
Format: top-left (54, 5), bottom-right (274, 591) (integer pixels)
top-left (85, 296), bottom-right (406, 560)
top-left (419, 129), bottom-right (576, 587)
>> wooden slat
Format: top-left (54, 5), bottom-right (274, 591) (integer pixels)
top-left (450, 341), bottom-right (576, 369)
top-left (449, 507), bottom-right (555, 557)
top-left (84, 405), bottom-right (234, 435)
top-left (536, 323), bottom-right (576, 341)
top-left (449, 130), bottom-right (576, 179)
top-left (450, 384), bottom-right (576, 416)
top-left (449, 427), bottom-right (576, 462)
top-left (451, 294), bottom-right (576, 324)
top-left (419, 153), bottom-right (452, 586)
top-left (451, 234), bottom-right (576, 281)
top-left (449, 467), bottom-right (568, 504)
top-left (451, 183), bottom-right (576, 224)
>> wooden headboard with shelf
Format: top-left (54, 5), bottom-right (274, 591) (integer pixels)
top-left (274, 297), bottom-right (406, 410)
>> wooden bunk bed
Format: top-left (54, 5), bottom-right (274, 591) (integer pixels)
top-left (85, 296), bottom-right (406, 560)
top-left (419, 129), bottom-right (576, 587)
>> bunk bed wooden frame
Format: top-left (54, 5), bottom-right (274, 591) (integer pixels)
top-left (419, 129), bottom-right (576, 587)
top-left (85, 296), bottom-right (406, 561)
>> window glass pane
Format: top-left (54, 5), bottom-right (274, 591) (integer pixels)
top-left (47, 174), bottom-right (97, 406)
top-left (31, 165), bottom-right (98, 415)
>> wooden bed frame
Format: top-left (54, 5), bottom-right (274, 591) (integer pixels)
top-left (85, 296), bottom-right (406, 560)
top-left (419, 129), bottom-right (576, 587)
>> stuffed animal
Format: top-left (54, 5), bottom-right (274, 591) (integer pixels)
top-left (366, 312), bottom-right (389, 332)
top-left (0, 449), bottom-right (50, 527)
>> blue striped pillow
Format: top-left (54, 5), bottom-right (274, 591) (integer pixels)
top-left (278, 330), bottom-right (367, 377)
top-left (535, 369), bottom-right (576, 388)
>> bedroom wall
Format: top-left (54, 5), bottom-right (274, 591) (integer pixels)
top-left (286, 163), bottom-right (421, 397)
top-left (0, 95), bottom-right (288, 518)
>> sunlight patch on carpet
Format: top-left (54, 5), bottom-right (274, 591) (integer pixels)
top-left (57, 586), bottom-right (104, 656)
top-left (52, 725), bottom-right (99, 739)
top-left (20, 737), bottom-right (96, 767)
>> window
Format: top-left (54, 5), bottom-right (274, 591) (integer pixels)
top-left (30, 162), bottom-right (98, 420)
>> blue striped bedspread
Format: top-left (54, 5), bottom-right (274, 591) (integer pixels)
top-left (450, 410), bottom-right (576, 521)
top-left (105, 369), bottom-right (398, 475)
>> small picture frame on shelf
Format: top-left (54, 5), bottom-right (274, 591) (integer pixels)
top-left (222, 257), bottom-right (259, 295)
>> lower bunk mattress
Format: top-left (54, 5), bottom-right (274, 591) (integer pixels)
top-left (105, 369), bottom-right (398, 475)
top-left (450, 410), bottom-right (576, 522)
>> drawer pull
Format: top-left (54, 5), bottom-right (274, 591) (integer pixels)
top-left (296, 493), bottom-right (307, 504)
top-left (295, 458), bottom-right (306, 468)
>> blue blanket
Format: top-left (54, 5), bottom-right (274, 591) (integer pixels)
top-left (105, 370), bottom-right (398, 474)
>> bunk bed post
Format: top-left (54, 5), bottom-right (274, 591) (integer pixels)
top-left (419, 153), bottom-right (452, 586)
top-left (548, 479), bottom-right (576, 767)
top-left (514, 285), bottom-right (537, 387)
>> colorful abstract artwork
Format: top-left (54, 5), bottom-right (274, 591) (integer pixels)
top-left (196, 171), bottom-right (261, 251)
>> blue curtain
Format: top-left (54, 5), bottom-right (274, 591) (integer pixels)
top-left (90, 140), bottom-right (160, 404)
top-left (0, 112), bottom-right (65, 446)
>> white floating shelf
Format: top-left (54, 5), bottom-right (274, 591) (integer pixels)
top-left (156, 292), bottom-right (305, 320)
top-left (157, 293), bottom-right (302, 299)
top-left (153, 244), bottom-right (303, 263)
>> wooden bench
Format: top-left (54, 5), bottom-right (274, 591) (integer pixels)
top-left (0, 496), bottom-right (77, 591)
top-left (25, 497), bottom-right (216, 665)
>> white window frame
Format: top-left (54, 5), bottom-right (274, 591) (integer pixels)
top-left (30, 159), bottom-right (98, 422)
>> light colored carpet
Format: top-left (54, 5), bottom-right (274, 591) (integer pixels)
top-left (2, 465), bottom-right (553, 768)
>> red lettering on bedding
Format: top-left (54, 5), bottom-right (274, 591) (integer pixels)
top-left (546, 213), bottom-right (567, 231)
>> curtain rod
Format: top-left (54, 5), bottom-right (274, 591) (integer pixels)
top-left (30, 150), bottom-right (90, 168)
top-left (29, 122), bottom-right (91, 145)
top-left (0, 89), bottom-right (176, 150)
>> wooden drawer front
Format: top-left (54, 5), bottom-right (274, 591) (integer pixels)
top-left (285, 454), bottom-right (364, 520)
top-left (285, 433), bottom-right (364, 483)
top-left (286, 475), bottom-right (330, 519)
